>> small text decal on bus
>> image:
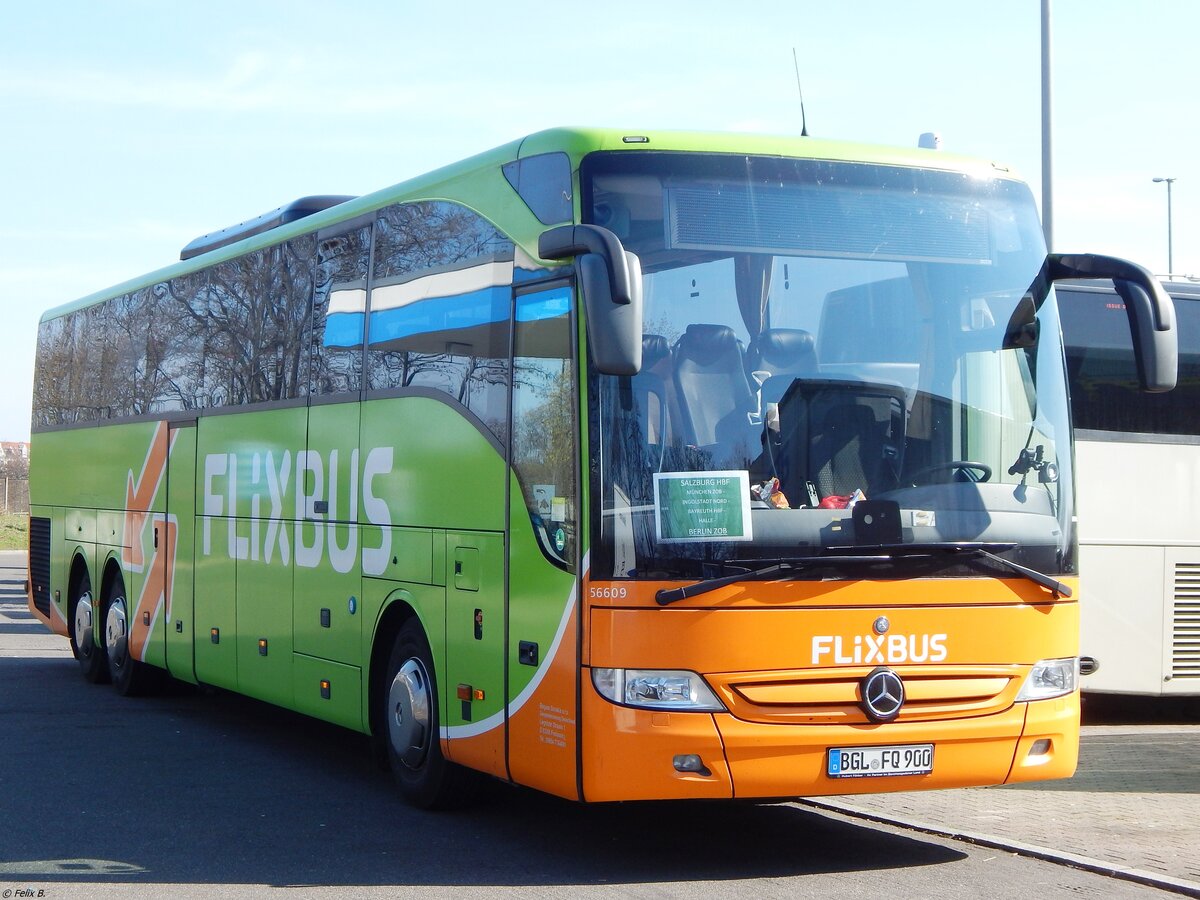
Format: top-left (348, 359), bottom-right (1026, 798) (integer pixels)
top-left (812, 632), bottom-right (948, 665)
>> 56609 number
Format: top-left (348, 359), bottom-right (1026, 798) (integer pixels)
top-left (589, 585), bottom-right (628, 599)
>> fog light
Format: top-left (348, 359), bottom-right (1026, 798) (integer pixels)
top-left (673, 754), bottom-right (712, 776)
top-left (1029, 738), bottom-right (1051, 756)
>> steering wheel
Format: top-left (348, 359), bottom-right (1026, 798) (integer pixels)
top-left (910, 461), bottom-right (993, 483)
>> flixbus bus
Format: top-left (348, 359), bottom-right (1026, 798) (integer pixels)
top-left (27, 128), bottom-right (1176, 808)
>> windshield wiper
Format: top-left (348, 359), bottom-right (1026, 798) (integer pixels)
top-left (828, 541), bottom-right (1073, 598)
top-left (969, 547), bottom-right (1072, 597)
top-left (655, 554), bottom-right (893, 606)
top-left (654, 542), bottom-right (1071, 606)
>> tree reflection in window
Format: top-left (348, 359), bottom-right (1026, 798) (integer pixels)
top-left (367, 201), bottom-right (514, 439)
top-left (311, 225), bottom-right (370, 396)
top-left (32, 236), bottom-right (316, 428)
top-left (176, 237), bottom-right (315, 407)
top-left (510, 287), bottom-right (577, 568)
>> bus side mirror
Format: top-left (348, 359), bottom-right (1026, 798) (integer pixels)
top-left (539, 224), bottom-right (643, 376)
top-left (1048, 253), bottom-right (1178, 393)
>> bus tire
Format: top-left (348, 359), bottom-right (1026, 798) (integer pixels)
top-left (103, 572), bottom-right (161, 697)
top-left (383, 619), bottom-right (478, 809)
top-left (69, 572), bottom-right (109, 684)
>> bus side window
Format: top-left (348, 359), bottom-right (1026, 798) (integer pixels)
top-left (155, 270), bottom-right (210, 411)
top-left (32, 315), bottom-right (73, 427)
top-left (311, 227), bottom-right (370, 396)
top-left (366, 200), bottom-right (514, 440)
top-left (511, 286), bottom-right (577, 568)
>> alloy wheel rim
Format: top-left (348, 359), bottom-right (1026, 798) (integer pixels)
top-left (105, 596), bottom-right (129, 668)
top-left (388, 657), bottom-right (431, 770)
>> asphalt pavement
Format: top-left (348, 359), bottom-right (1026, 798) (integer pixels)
top-left (2, 549), bottom-right (1197, 897)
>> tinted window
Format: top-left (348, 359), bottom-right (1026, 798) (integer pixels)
top-left (1059, 286), bottom-right (1200, 436)
top-left (31, 317), bottom-right (65, 427)
top-left (163, 238), bottom-right (314, 409)
top-left (33, 309), bottom-right (90, 427)
top-left (33, 236), bottom-right (317, 428)
top-left (367, 201), bottom-right (514, 438)
top-left (32, 302), bottom-right (110, 425)
top-left (155, 269), bottom-right (212, 410)
top-left (511, 286), bottom-right (577, 568)
top-left (104, 287), bottom-right (154, 417)
top-left (502, 152), bottom-right (573, 225)
top-left (311, 225), bottom-right (370, 395)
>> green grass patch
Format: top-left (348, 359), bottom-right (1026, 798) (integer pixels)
top-left (0, 514), bottom-right (27, 551)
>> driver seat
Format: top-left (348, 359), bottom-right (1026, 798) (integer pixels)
top-left (807, 384), bottom-right (905, 499)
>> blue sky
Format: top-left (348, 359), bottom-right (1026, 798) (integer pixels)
top-left (2, 0), bottom-right (1196, 440)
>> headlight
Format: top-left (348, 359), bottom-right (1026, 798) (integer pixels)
top-left (1015, 657), bottom-right (1079, 701)
top-left (591, 668), bottom-right (726, 712)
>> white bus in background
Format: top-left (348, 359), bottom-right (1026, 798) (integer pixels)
top-left (1058, 279), bottom-right (1200, 696)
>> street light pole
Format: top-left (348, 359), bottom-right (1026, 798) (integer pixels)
top-left (1041, 0), bottom-right (1054, 250)
top-left (1152, 176), bottom-right (1176, 276)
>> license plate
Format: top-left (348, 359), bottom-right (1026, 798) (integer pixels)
top-left (827, 743), bottom-right (934, 778)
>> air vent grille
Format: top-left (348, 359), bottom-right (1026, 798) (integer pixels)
top-left (1172, 562), bottom-right (1200, 678)
top-left (28, 516), bottom-right (51, 617)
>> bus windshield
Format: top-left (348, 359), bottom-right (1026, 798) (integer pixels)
top-left (583, 151), bottom-right (1074, 581)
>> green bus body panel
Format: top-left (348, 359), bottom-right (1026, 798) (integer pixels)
top-left (166, 424), bottom-right (197, 683)
top-left (31, 421), bottom-right (175, 658)
top-left (299, 403), bottom-right (365, 667)
top-left (194, 517), bottom-right (238, 689)
top-left (444, 531), bottom-right (505, 737)
top-left (237, 552), bottom-right (295, 707)
top-left (359, 396), bottom-right (506, 532)
top-left (195, 407), bottom-right (308, 699)
top-left (31, 421), bottom-right (167, 511)
top-left (293, 653), bottom-right (361, 730)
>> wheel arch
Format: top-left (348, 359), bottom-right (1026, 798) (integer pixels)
top-left (99, 552), bottom-right (126, 603)
top-left (368, 592), bottom-right (423, 740)
top-left (67, 550), bottom-right (92, 601)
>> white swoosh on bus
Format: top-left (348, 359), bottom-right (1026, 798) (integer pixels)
top-left (440, 553), bottom-right (586, 740)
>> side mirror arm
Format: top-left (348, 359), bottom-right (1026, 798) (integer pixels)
top-left (539, 225), bottom-right (635, 305)
top-left (1048, 253), bottom-right (1177, 393)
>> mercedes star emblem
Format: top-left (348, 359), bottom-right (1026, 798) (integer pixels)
top-left (861, 666), bottom-right (905, 723)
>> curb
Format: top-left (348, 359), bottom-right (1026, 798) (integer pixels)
top-left (801, 798), bottom-right (1200, 899)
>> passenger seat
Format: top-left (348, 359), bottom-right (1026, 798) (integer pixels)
top-left (673, 324), bottom-right (756, 448)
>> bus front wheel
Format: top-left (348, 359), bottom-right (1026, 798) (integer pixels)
top-left (383, 619), bottom-right (478, 809)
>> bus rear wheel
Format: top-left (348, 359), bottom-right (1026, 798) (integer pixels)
top-left (70, 574), bottom-right (109, 684)
top-left (103, 573), bottom-right (161, 697)
top-left (383, 619), bottom-right (478, 809)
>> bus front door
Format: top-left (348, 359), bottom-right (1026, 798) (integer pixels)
top-left (164, 420), bottom-right (197, 682)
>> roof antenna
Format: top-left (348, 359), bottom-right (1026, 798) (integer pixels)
top-left (792, 48), bottom-right (809, 137)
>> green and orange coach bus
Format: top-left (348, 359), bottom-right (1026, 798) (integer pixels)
top-left (27, 128), bottom-right (1176, 807)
